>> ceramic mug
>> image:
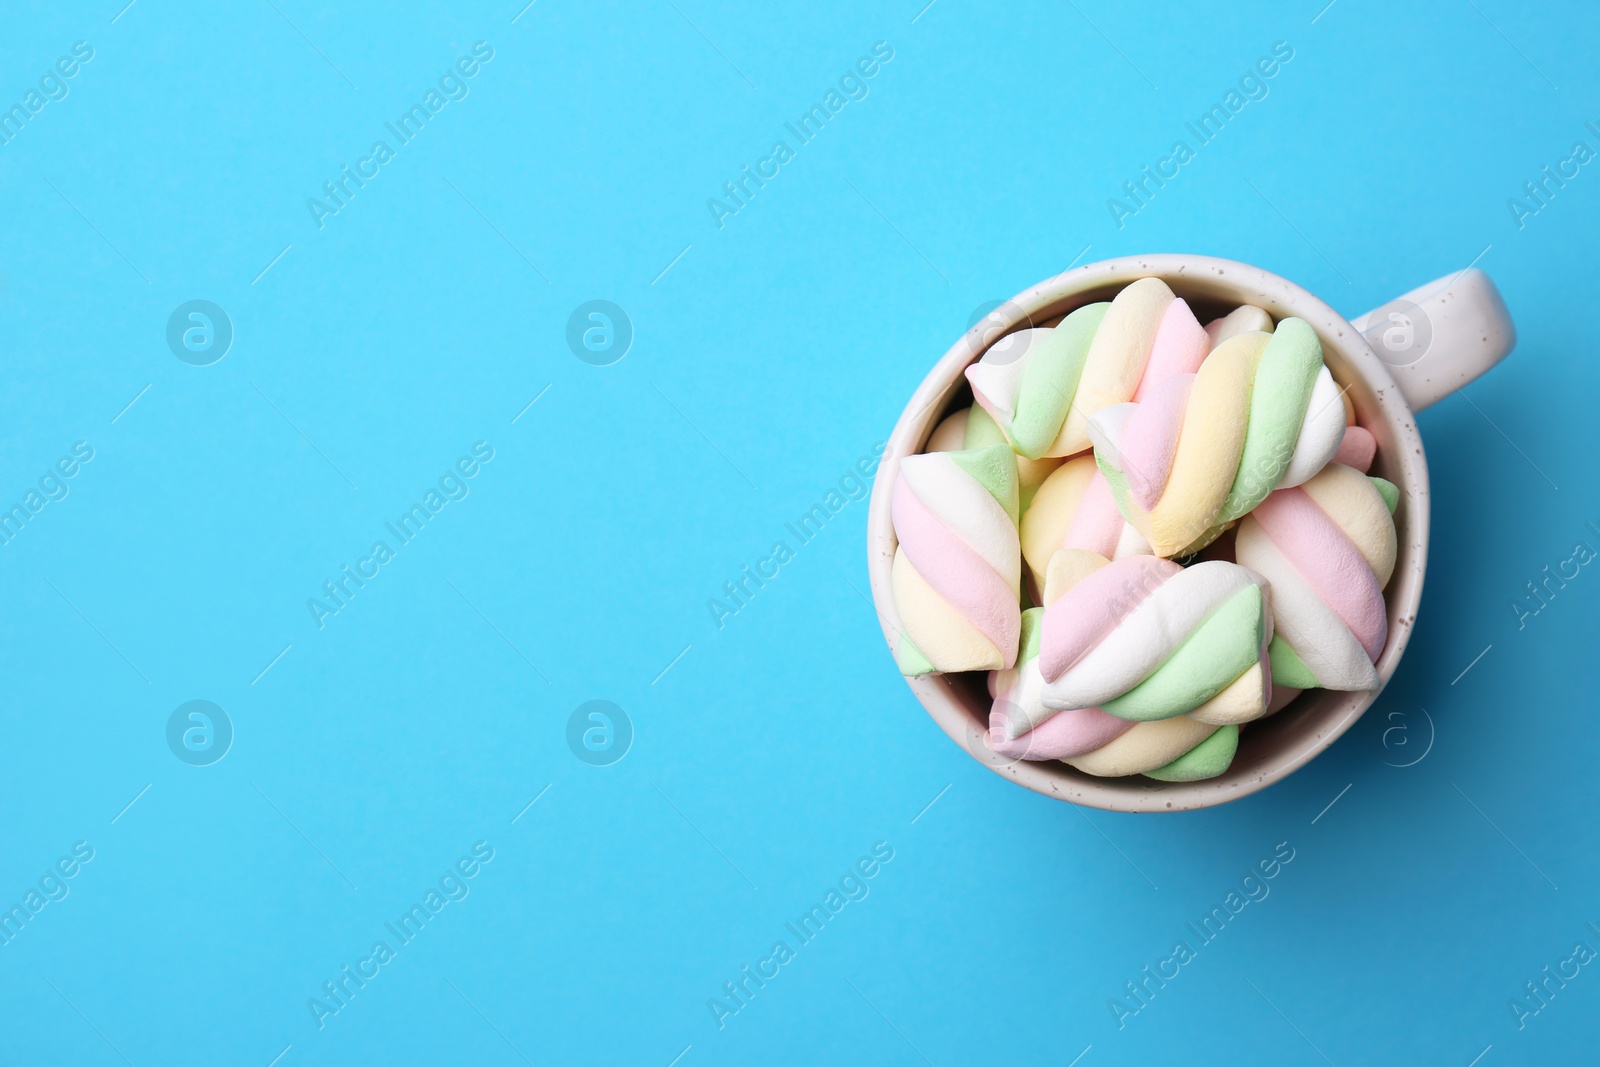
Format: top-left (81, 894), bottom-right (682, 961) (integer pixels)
top-left (865, 256), bottom-right (1515, 812)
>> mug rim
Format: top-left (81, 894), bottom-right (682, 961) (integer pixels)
top-left (865, 254), bottom-right (1428, 812)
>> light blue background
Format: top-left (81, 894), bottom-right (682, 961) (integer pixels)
top-left (0, 0), bottom-right (1595, 1063)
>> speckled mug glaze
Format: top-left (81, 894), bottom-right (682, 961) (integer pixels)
top-left (866, 255), bottom-right (1514, 812)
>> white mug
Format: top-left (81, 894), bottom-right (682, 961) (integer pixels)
top-left (866, 255), bottom-right (1515, 812)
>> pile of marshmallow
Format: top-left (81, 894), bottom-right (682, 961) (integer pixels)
top-left (890, 278), bottom-right (1397, 782)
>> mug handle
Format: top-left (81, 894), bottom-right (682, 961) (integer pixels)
top-left (1348, 268), bottom-right (1516, 412)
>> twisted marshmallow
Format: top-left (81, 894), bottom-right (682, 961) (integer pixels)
top-left (1088, 319), bottom-right (1347, 557)
top-left (890, 444), bottom-right (1021, 675)
top-left (965, 278), bottom-right (1212, 460)
top-left (1235, 462), bottom-right (1399, 692)
top-left (986, 607), bottom-right (1243, 782)
top-left (1038, 554), bottom-right (1273, 729)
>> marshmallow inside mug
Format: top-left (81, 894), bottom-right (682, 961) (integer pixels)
top-left (864, 256), bottom-right (1473, 812)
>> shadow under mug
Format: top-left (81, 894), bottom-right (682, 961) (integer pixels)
top-left (866, 255), bottom-right (1515, 812)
